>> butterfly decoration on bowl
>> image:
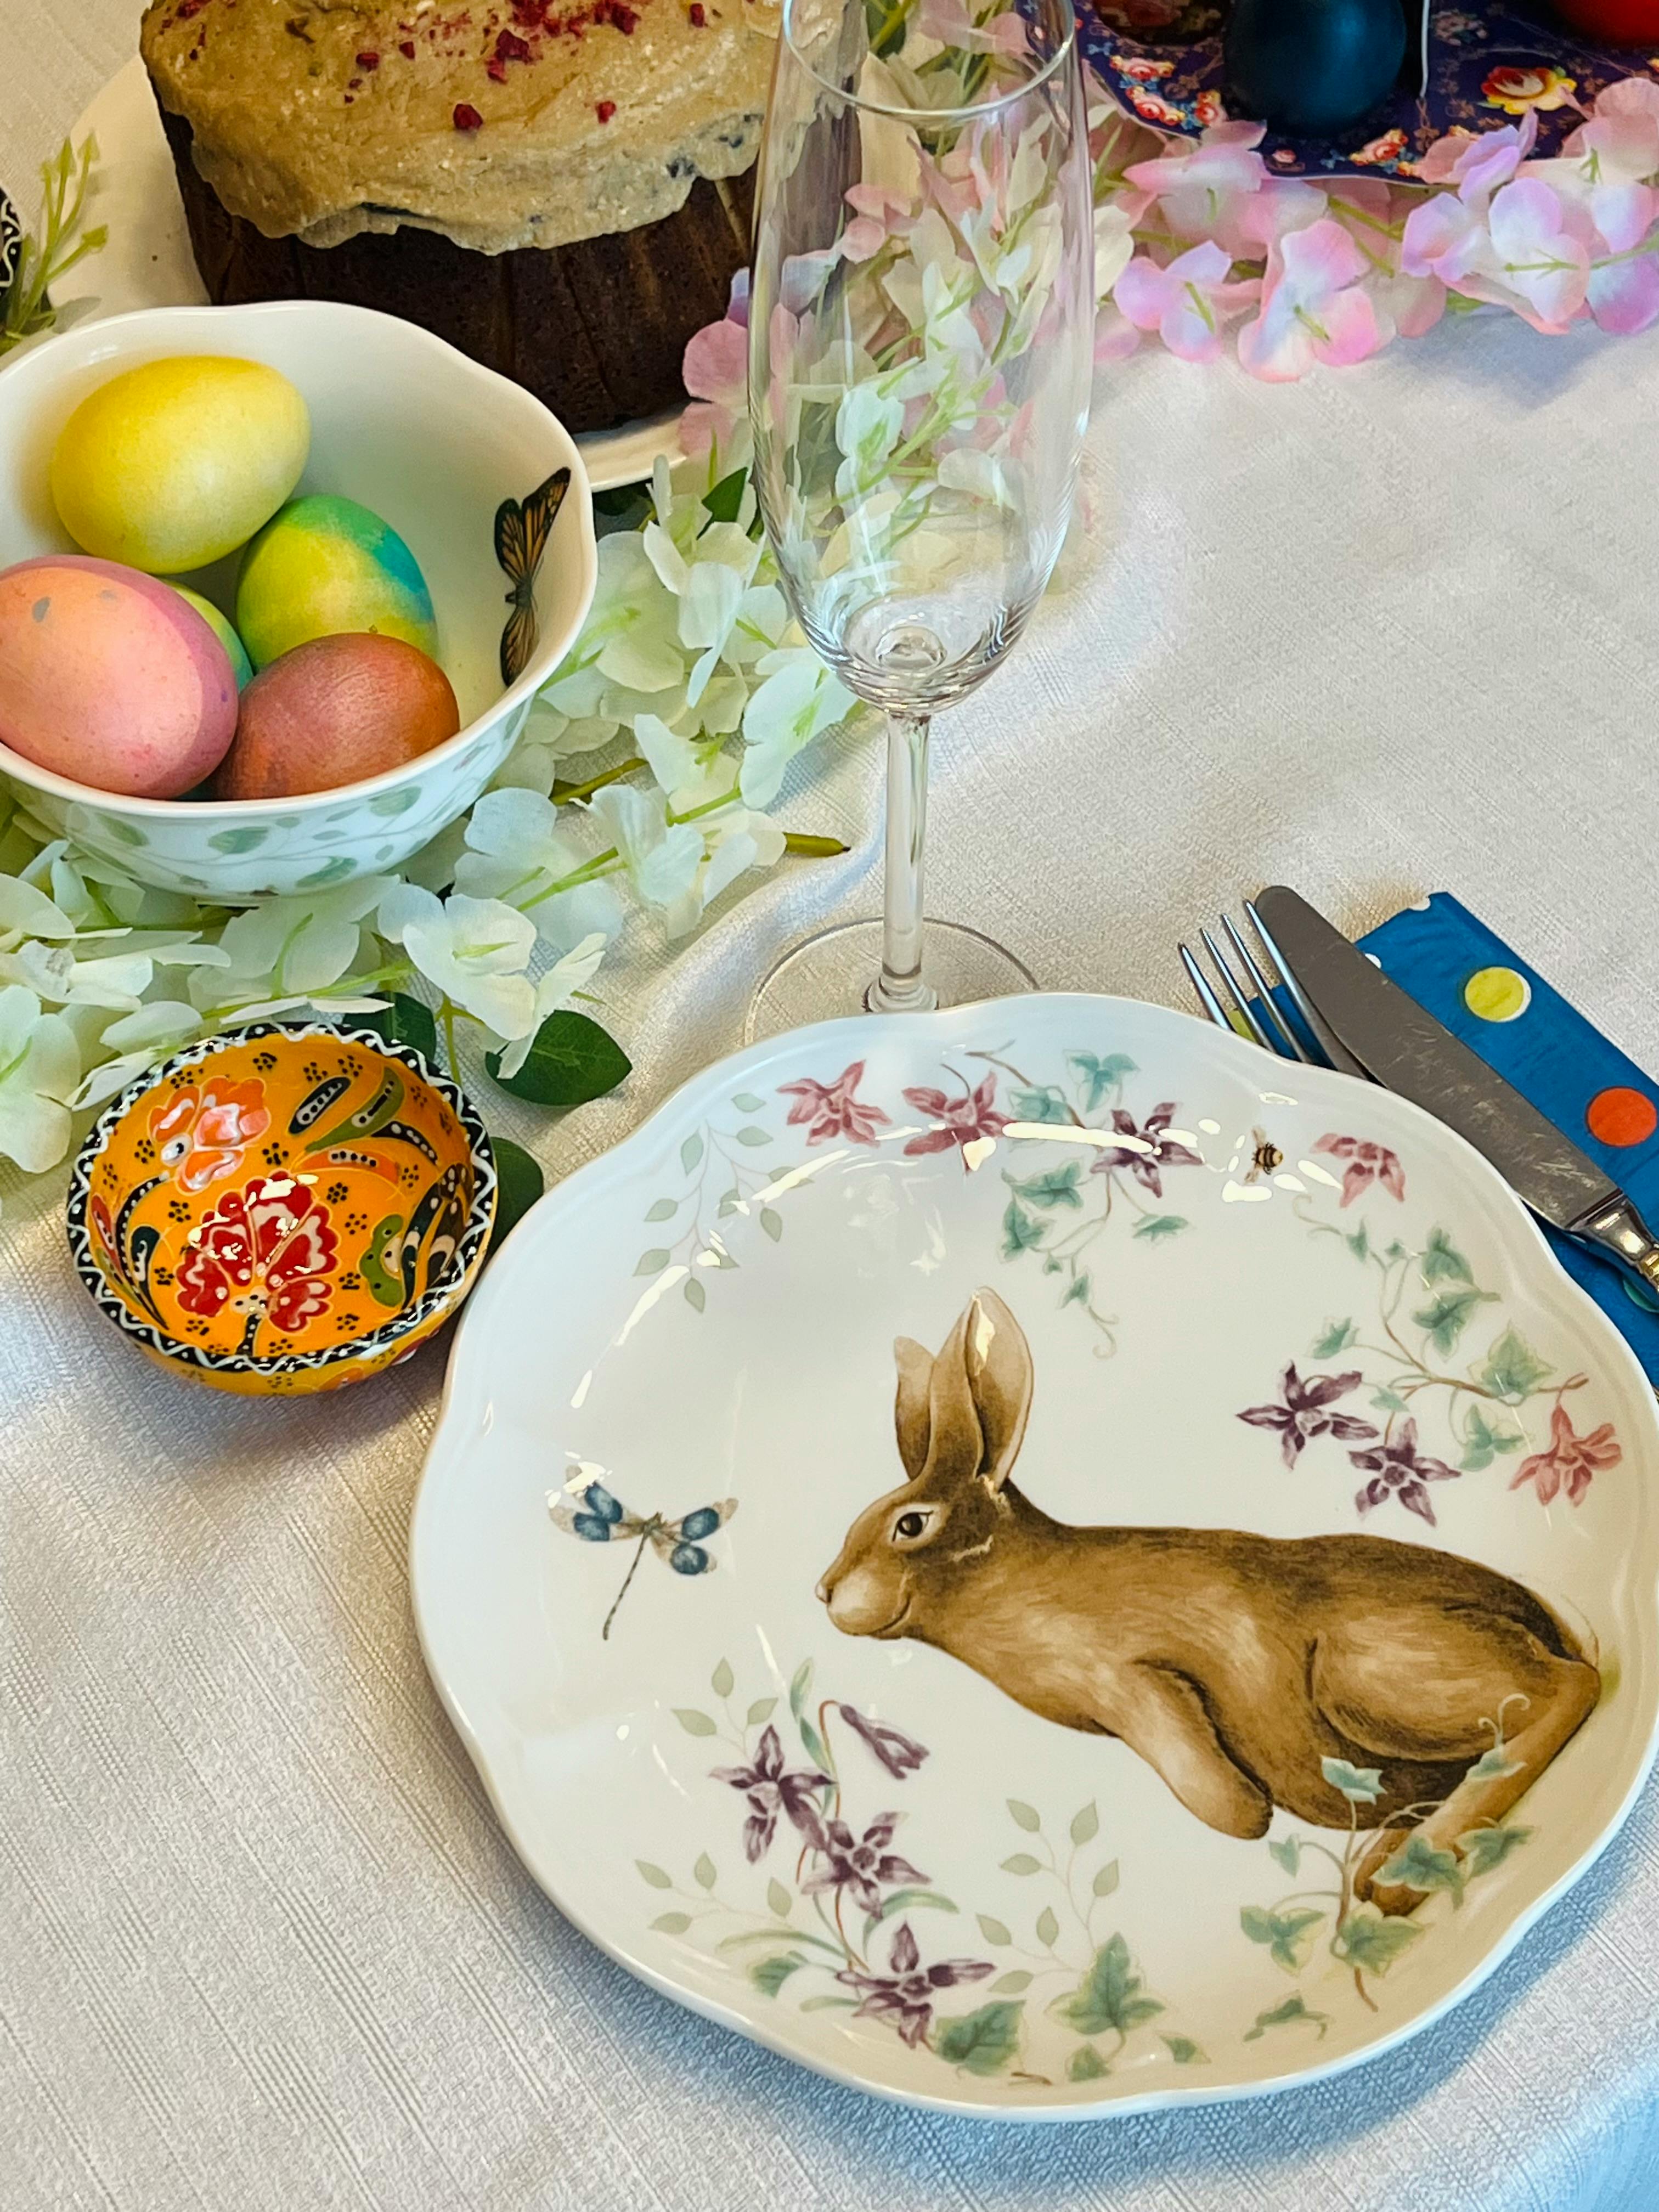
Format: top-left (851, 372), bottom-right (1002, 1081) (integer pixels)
top-left (494, 466), bottom-right (571, 685)
top-left (549, 1470), bottom-right (737, 1640)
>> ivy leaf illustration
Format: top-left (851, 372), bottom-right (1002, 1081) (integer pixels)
top-left (1133, 1214), bottom-right (1188, 1243)
top-left (1008, 1085), bottom-right (1071, 1124)
top-left (1321, 1756), bottom-right (1384, 1803)
top-left (1161, 2035), bottom-right (1206, 2064)
top-left (1377, 1832), bottom-right (1466, 1906)
top-left (1346, 1224), bottom-right (1370, 1263)
top-left (1070, 1802), bottom-right (1099, 1847)
top-left (977, 1915), bottom-right (1013, 1946)
top-left (1465, 1745), bottom-right (1523, 1782)
top-left (1067, 2044), bottom-right (1109, 2082)
top-left (1371, 1385), bottom-right (1410, 1414)
top-left (767, 1880), bottom-right (793, 1918)
top-left (1333, 1908), bottom-right (1421, 1977)
top-left (1458, 1823), bottom-right (1533, 1878)
top-left (761, 1207), bottom-right (783, 1242)
top-left (731, 1092), bottom-right (766, 1113)
top-left (636, 1861), bottom-right (673, 1889)
top-left (674, 1708), bottom-right (717, 1737)
top-left (1001, 1198), bottom-right (1046, 1257)
top-left (749, 1953), bottom-right (805, 1997)
top-left (635, 1249), bottom-right (672, 1277)
top-left (931, 2000), bottom-right (1024, 2076)
top-left (644, 1197), bottom-right (678, 1222)
top-left (1245, 1994), bottom-right (1330, 2042)
top-left (1420, 1226), bottom-right (1474, 1284)
top-left (1065, 1051), bottom-right (1138, 1112)
top-left (683, 1277), bottom-right (706, 1313)
top-left (1007, 1799), bottom-right (1042, 1832)
top-left (651, 1911), bottom-right (692, 1935)
top-left (1239, 1904), bottom-right (1325, 1973)
top-left (1092, 1860), bottom-right (1120, 1898)
top-left (747, 1697), bottom-right (777, 1726)
top-left (1061, 1273), bottom-right (1093, 1307)
top-left (681, 1133), bottom-right (704, 1173)
top-left (693, 1853), bottom-right (718, 1891)
top-left (711, 1658), bottom-right (734, 1699)
top-left (1413, 1285), bottom-right (1497, 1356)
top-left (1480, 1328), bottom-right (1553, 1403)
top-left (1311, 1318), bottom-right (1358, 1357)
top-left (1003, 1161), bottom-right (1084, 1210)
top-left (1460, 1407), bottom-right (1523, 1472)
top-left (1001, 1854), bottom-right (1042, 1876)
top-left (734, 1126), bottom-right (772, 1147)
top-left (992, 1971), bottom-right (1033, 1995)
top-left (1048, 1934), bottom-right (1163, 2037)
top-left (1268, 1835), bottom-right (1301, 1876)
top-left (1035, 1906), bottom-right (1060, 1947)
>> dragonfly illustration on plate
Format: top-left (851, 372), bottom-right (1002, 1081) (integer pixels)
top-left (549, 1468), bottom-right (737, 1639)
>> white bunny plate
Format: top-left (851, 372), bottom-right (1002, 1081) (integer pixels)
top-left (413, 996), bottom-right (1659, 2118)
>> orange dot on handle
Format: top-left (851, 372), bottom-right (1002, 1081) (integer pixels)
top-left (1586, 1086), bottom-right (1658, 1148)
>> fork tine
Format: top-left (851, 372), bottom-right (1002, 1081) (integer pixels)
top-left (1178, 943), bottom-right (1231, 1033)
top-left (1222, 913), bottom-right (1313, 1064)
top-left (1198, 927), bottom-right (1282, 1053)
top-left (1244, 897), bottom-right (1372, 1082)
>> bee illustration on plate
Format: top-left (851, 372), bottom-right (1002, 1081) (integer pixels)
top-left (1243, 1128), bottom-right (1284, 1185)
top-left (550, 1463), bottom-right (737, 1639)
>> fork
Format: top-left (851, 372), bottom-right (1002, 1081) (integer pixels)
top-left (1178, 901), bottom-right (1372, 1082)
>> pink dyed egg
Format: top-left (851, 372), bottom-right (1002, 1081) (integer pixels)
top-left (0, 555), bottom-right (238, 798)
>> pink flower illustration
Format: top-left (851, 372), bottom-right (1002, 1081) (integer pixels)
top-left (836, 1921), bottom-right (993, 2048)
top-left (800, 1812), bottom-right (928, 1914)
top-left (901, 1071), bottom-right (1007, 1161)
top-left (1237, 218), bottom-right (1389, 382)
top-left (1510, 1404), bottom-right (1621, 1506)
top-left (1238, 1363), bottom-right (1379, 1468)
top-left (710, 1725), bottom-right (831, 1861)
top-left (1314, 1133), bottom-right (1406, 1207)
top-left (778, 1061), bottom-right (891, 1147)
top-left (1092, 1103), bottom-right (1203, 1198)
top-left (837, 1705), bottom-right (928, 1779)
top-left (1349, 1420), bottom-right (1461, 1525)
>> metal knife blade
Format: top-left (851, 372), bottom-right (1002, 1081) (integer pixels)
top-left (1251, 885), bottom-right (1619, 1232)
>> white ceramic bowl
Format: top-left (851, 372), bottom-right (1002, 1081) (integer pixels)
top-left (0, 301), bottom-right (597, 897)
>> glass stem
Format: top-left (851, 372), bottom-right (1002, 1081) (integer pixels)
top-left (868, 708), bottom-right (936, 1015)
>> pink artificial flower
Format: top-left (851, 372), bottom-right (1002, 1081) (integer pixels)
top-left (1114, 241), bottom-right (1260, 363)
top-left (915, 0), bottom-right (1028, 51)
top-left (1400, 189), bottom-right (1487, 284)
top-left (1416, 111), bottom-right (1538, 202)
top-left (1592, 76), bottom-right (1659, 130)
top-left (679, 310), bottom-right (748, 462)
top-left (1588, 247), bottom-right (1659, 335)
top-left (777, 1061), bottom-right (891, 1147)
top-left (1481, 176), bottom-right (1592, 331)
top-left (1124, 120), bottom-right (1271, 242)
top-left (1237, 218), bottom-right (1387, 381)
top-left (1094, 300), bottom-right (1143, 363)
top-left (1510, 1403), bottom-right (1622, 1506)
top-left (1229, 175), bottom-right (1329, 254)
top-left (1312, 1133), bottom-right (1406, 1206)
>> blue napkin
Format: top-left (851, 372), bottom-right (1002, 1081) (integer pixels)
top-left (1352, 894), bottom-right (1659, 1387)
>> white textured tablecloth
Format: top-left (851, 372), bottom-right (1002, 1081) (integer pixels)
top-left (5, 10), bottom-right (1659, 2209)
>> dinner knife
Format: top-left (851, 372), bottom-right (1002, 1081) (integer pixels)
top-left (1252, 884), bottom-right (1659, 1296)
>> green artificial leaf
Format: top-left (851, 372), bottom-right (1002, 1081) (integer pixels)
top-left (1067, 2044), bottom-right (1109, 2083)
top-left (1311, 1318), bottom-right (1359, 1357)
top-left (1070, 1802), bottom-right (1099, 1847)
top-left (1092, 1860), bottom-right (1120, 1899)
top-left (978, 1915), bottom-right (1013, 1946)
top-left (644, 1197), bottom-right (678, 1222)
top-left (1161, 2035), bottom-right (1206, 2065)
top-left (703, 466), bottom-right (749, 523)
top-left (1413, 1286), bottom-right (1497, 1356)
top-left (1334, 1908), bottom-right (1421, 1977)
top-left (651, 1911), bottom-right (692, 1934)
top-left (1035, 1906), bottom-right (1060, 1948)
top-left (1008, 1085), bottom-right (1071, 1124)
top-left (992, 1971), bottom-right (1033, 1995)
top-left (1268, 1836), bottom-right (1301, 1876)
top-left (931, 2000), bottom-right (1024, 2076)
top-left (357, 991), bottom-right (438, 1064)
top-left (1049, 1934), bottom-right (1162, 2038)
top-left (735, 1126), bottom-right (772, 1147)
top-left (1347, 1224), bottom-right (1371, 1263)
top-left (591, 482), bottom-right (653, 536)
top-left (1239, 1904), bottom-right (1325, 1973)
top-left (636, 1860), bottom-right (673, 1889)
top-left (1458, 1823), bottom-right (1533, 1878)
top-left (768, 1879), bottom-right (793, 1918)
top-left (684, 1277), bottom-right (706, 1313)
top-left (1007, 1799), bottom-right (1042, 1833)
top-left (711, 1657), bottom-right (735, 1699)
top-left (1133, 1215), bottom-right (1188, 1243)
top-left (749, 1953), bottom-right (805, 1997)
top-left (1065, 1051), bottom-right (1137, 1113)
top-left (1244, 1995), bottom-right (1330, 2042)
top-left (1481, 1328), bottom-right (1554, 1403)
top-left (693, 1853), bottom-right (718, 1891)
top-left (486, 1009), bottom-right (631, 1105)
top-left (1001, 1198), bottom-right (1046, 1257)
top-left (681, 1133), bottom-right (704, 1173)
top-left (487, 1137), bottom-right (544, 1254)
top-left (1003, 1161), bottom-right (1084, 1210)
top-left (760, 1207), bottom-right (783, 1242)
top-left (674, 1708), bottom-right (717, 1737)
top-left (1061, 1273), bottom-right (1092, 1307)
top-left (1466, 1745), bottom-right (1523, 1782)
top-left (865, 1888), bottom-right (958, 1931)
top-left (1321, 1756), bottom-right (1384, 1804)
top-left (1460, 1407), bottom-right (1523, 1472)
top-left (1377, 1832), bottom-right (1465, 1905)
top-left (1421, 1226), bottom-right (1475, 1284)
top-left (731, 1092), bottom-right (766, 1112)
top-left (747, 1698), bottom-right (777, 1726)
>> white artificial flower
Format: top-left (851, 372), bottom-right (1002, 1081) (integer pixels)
top-left (0, 985), bottom-right (80, 1173)
top-left (740, 650), bottom-right (857, 806)
top-left (1094, 201), bottom-right (1136, 300)
top-left (453, 787), bottom-right (623, 949)
top-left (937, 446), bottom-right (1014, 507)
top-left (493, 933), bottom-right (609, 1078)
top-left (701, 809), bottom-right (787, 906)
top-left (200, 876), bottom-right (394, 1011)
top-left (571, 533), bottom-right (685, 695)
top-left (377, 885), bottom-right (538, 1039)
top-left (834, 382), bottom-right (906, 501)
top-left (68, 999), bottom-right (206, 1110)
top-left (0, 939), bottom-right (151, 1011)
top-left (0, 873), bottom-right (76, 942)
top-left (585, 785), bottom-right (706, 936)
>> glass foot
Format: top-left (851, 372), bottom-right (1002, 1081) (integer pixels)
top-left (744, 918), bottom-right (1037, 1044)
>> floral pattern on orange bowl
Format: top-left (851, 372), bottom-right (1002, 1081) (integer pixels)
top-left (66, 1023), bottom-right (497, 1396)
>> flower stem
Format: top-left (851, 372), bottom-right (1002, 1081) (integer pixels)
top-left (551, 755), bottom-right (647, 803)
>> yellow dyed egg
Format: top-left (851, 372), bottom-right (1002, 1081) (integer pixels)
top-left (235, 494), bottom-right (438, 670)
top-left (50, 356), bottom-right (311, 575)
top-left (170, 585), bottom-right (254, 690)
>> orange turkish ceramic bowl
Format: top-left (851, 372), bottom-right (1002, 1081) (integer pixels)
top-left (65, 1021), bottom-right (497, 1395)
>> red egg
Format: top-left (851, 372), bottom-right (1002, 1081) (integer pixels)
top-left (0, 555), bottom-right (238, 798)
top-left (210, 631), bottom-right (461, 800)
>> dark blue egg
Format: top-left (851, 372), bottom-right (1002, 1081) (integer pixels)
top-left (670, 1542), bottom-right (711, 1576)
top-left (1222, 0), bottom-right (1407, 137)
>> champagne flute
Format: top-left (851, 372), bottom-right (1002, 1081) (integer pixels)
top-left (746, 0), bottom-right (1094, 1036)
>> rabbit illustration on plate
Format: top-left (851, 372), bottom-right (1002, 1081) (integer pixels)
top-left (816, 1289), bottom-right (1600, 1911)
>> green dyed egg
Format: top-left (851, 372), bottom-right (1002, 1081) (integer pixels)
top-left (234, 493), bottom-right (438, 671)
top-left (170, 584), bottom-right (253, 689)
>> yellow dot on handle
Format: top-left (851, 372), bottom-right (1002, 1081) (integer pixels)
top-left (1464, 966), bottom-right (1531, 1023)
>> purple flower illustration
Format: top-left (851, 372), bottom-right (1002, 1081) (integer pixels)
top-left (1349, 1419), bottom-right (1461, 1525)
top-left (837, 1705), bottom-right (929, 1780)
top-left (901, 1073), bottom-right (1007, 1162)
top-left (710, 1725), bottom-right (830, 1861)
top-left (1238, 1363), bottom-right (1380, 1468)
top-left (800, 1813), bottom-right (928, 1915)
top-left (1092, 1103), bottom-right (1202, 1197)
top-left (836, 1922), bottom-right (993, 2049)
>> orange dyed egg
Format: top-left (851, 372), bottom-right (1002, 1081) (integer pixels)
top-left (210, 631), bottom-right (460, 800)
top-left (0, 555), bottom-right (238, 797)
